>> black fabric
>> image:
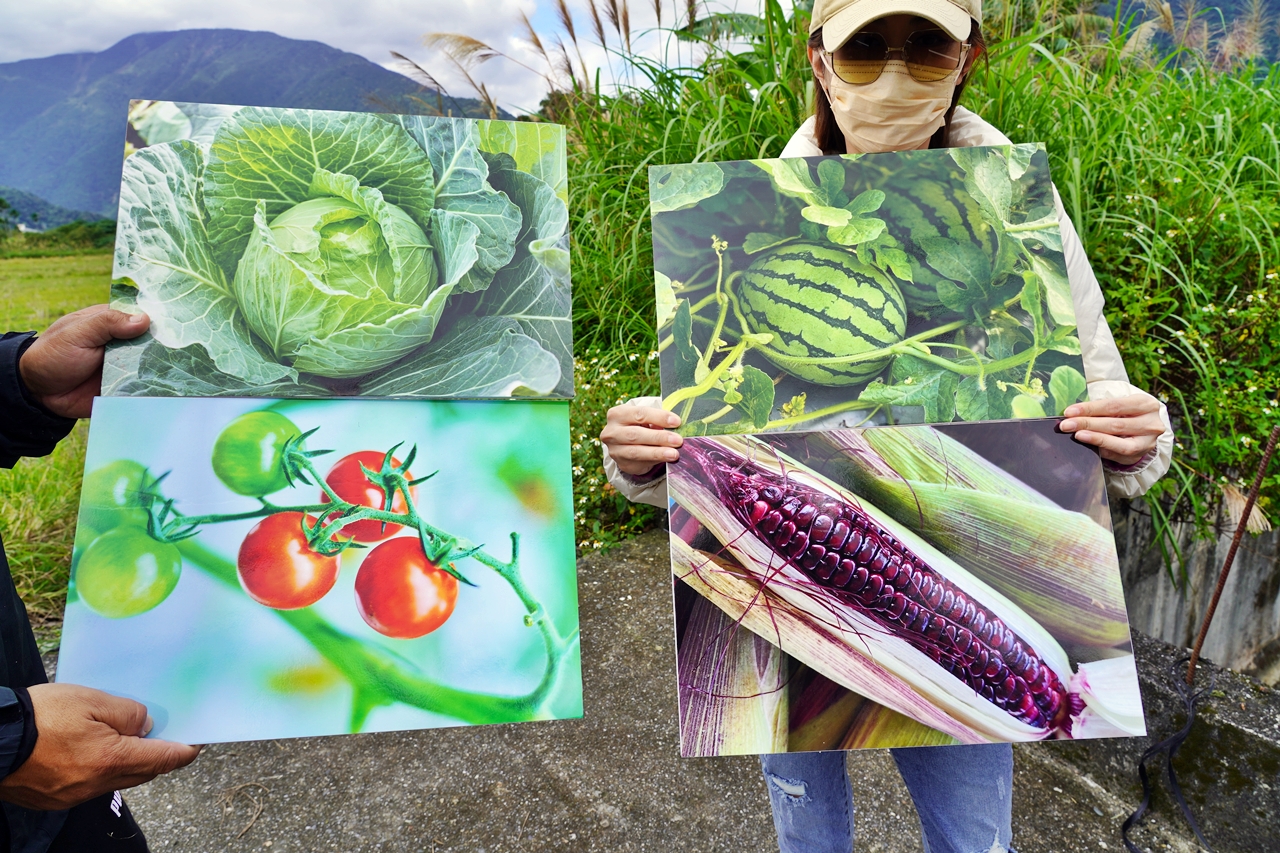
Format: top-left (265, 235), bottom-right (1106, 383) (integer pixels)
top-left (45, 793), bottom-right (147, 853)
top-left (9, 690), bottom-right (36, 782)
top-left (0, 331), bottom-right (77, 851)
top-left (0, 333), bottom-right (77, 469)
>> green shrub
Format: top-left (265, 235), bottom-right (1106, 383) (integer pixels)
top-left (558, 2), bottom-right (1279, 559)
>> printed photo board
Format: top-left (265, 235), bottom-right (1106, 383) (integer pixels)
top-left (106, 101), bottom-right (572, 399)
top-left (58, 397), bottom-right (582, 744)
top-left (649, 146), bottom-right (1086, 433)
top-left (667, 419), bottom-right (1144, 756)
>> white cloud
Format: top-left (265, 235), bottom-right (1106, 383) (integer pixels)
top-left (0, 1), bottom-right (790, 116)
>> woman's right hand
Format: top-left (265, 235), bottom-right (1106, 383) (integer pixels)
top-left (600, 405), bottom-right (683, 477)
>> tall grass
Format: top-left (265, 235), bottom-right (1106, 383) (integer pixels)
top-left (0, 254), bottom-right (110, 642)
top-left (970, 34), bottom-right (1280, 561)
top-left (426, 0), bottom-right (1280, 558)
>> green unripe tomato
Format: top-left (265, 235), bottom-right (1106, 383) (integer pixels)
top-left (212, 411), bottom-right (302, 496)
top-left (74, 527), bottom-right (182, 618)
top-left (79, 459), bottom-right (152, 532)
top-left (70, 524), bottom-right (101, 572)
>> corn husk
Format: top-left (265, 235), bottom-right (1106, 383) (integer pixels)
top-left (838, 700), bottom-right (960, 750)
top-left (677, 591), bottom-right (788, 756)
top-left (670, 435), bottom-right (1075, 743)
top-left (789, 685), bottom-right (865, 752)
top-left (812, 427), bottom-right (1131, 648)
top-left (671, 536), bottom-right (994, 745)
top-left (1069, 655), bottom-right (1147, 737)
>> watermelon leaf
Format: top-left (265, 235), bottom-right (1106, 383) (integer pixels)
top-left (1045, 326), bottom-right (1082, 355)
top-left (857, 355), bottom-right (958, 422)
top-left (1049, 365), bottom-right (1088, 415)
top-left (846, 189), bottom-right (885, 216)
top-left (816, 159), bottom-right (847, 206)
top-left (671, 299), bottom-right (702, 387)
top-left (655, 270), bottom-right (678, 329)
top-left (735, 365), bottom-right (775, 429)
top-left (1019, 271), bottom-right (1048, 342)
top-left (650, 163), bottom-right (725, 213)
top-left (827, 216), bottom-right (885, 246)
top-left (950, 147), bottom-right (1014, 229)
top-left (1029, 252), bottom-right (1076, 325)
top-left (802, 205), bottom-right (852, 227)
top-left (753, 159), bottom-right (820, 204)
top-left (743, 232), bottom-right (792, 254)
top-left (1007, 143), bottom-right (1038, 181)
top-left (955, 375), bottom-right (1014, 421)
top-left (920, 237), bottom-right (992, 284)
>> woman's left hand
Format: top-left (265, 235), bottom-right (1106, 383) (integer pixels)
top-left (1059, 393), bottom-right (1166, 467)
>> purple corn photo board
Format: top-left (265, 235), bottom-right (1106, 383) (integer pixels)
top-left (667, 419), bottom-right (1144, 757)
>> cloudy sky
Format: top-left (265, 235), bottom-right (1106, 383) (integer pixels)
top-left (0, 0), bottom-right (786, 115)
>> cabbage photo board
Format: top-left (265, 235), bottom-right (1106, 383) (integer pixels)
top-left (650, 146), bottom-right (1087, 433)
top-left (57, 396), bottom-right (582, 744)
top-left (105, 101), bottom-right (572, 399)
top-left (667, 419), bottom-right (1144, 756)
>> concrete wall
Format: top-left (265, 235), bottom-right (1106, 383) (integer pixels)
top-left (1113, 500), bottom-right (1280, 684)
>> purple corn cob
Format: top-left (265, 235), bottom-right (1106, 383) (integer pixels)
top-left (683, 441), bottom-right (1071, 733)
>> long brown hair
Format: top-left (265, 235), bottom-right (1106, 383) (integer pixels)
top-left (808, 21), bottom-right (987, 155)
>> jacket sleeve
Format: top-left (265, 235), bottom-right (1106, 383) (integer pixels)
top-left (1055, 197), bottom-right (1175, 499)
top-left (601, 396), bottom-right (671, 509)
top-left (0, 333), bottom-right (77, 470)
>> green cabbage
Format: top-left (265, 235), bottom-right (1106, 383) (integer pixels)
top-left (106, 104), bottom-right (572, 397)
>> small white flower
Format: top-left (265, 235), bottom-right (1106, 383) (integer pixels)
top-left (1172, 177), bottom-right (1182, 183)
top-left (1241, 435), bottom-right (1253, 446)
top-left (1166, 229), bottom-right (1178, 237)
top-left (1219, 213), bottom-right (1227, 221)
top-left (1267, 273), bottom-right (1277, 280)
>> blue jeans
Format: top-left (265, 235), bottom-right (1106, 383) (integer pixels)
top-left (760, 744), bottom-right (1015, 853)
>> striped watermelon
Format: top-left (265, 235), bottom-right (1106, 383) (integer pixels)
top-left (880, 179), bottom-right (1000, 311)
top-left (738, 242), bottom-right (907, 386)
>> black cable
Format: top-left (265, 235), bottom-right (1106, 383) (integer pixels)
top-left (1121, 656), bottom-right (1214, 852)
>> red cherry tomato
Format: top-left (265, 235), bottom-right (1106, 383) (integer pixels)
top-left (354, 537), bottom-right (458, 639)
top-left (321, 451), bottom-right (416, 543)
top-left (237, 512), bottom-right (339, 610)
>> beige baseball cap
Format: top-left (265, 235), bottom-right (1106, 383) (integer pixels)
top-left (811, 0), bottom-right (982, 49)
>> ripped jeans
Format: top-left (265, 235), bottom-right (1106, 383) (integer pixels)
top-left (760, 743), bottom-right (1015, 853)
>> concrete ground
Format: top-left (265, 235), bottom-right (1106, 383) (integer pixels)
top-left (96, 531), bottom-right (1213, 853)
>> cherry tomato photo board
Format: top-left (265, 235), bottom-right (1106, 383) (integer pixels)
top-left (57, 397), bottom-right (582, 744)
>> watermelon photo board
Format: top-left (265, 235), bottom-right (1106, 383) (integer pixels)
top-left (665, 419), bottom-right (1144, 756)
top-left (57, 396), bottom-right (582, 744)
top-left (648, 145), bottom-right (1087, 433)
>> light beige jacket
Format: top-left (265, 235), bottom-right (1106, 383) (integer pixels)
top-left (604, 108), bottom-right (1175, 507)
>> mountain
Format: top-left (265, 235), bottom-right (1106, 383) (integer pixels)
top-left (0, 29), bottom-right (496, 218)
top-left (0, 185), bottom-right (102, 229)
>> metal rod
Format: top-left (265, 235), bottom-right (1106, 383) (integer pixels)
top-left (1186, 424), bottom-right (1280, 685)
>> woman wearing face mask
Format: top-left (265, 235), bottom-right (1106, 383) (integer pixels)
top-left (601, 1), bottom-right (1173, 850)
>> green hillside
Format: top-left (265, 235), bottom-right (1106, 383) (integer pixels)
top-left (0, 29), bottom-right (497, 217)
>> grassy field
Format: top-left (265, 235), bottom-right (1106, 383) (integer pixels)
top-left (0, 252), bottom-right (109, 642)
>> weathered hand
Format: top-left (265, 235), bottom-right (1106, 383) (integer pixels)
top-left (0, 683), bottom-right (200, 811)
top-left (1060, 393), bottom-right (1166, 467)
top-left (17, 306), bottom-right (149, 419)
top-left (601, 405), bottom-right (683, 476)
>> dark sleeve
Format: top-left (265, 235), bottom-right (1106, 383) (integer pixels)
top-left (0, 333), bottom-right (77, 470)
top-left (0, 686), bottom-right (37, 781)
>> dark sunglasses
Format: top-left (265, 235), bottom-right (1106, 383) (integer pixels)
top-left (824, 28), bottom-right (970, 85)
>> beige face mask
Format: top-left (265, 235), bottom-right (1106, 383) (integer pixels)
top-left (820, 59), bottom-right (956, 153)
